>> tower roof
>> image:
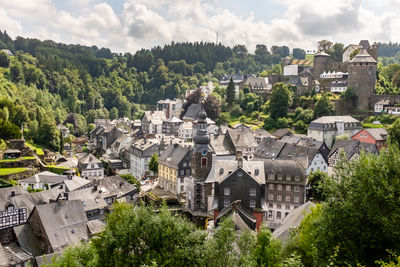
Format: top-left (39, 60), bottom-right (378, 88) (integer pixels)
top-left (349, 49), bottom-right (377, 64)
top-left (314, 51), bottom-right (330, 57)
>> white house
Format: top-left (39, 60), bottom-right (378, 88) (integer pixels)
top-left (78, 154), bottom-right (104, 179)
top-left (283, 65), bottom-right (298, 76)
top-left (330, 81), bottom-right (348, 93)
top-left (343, 44), bottom-right (362, 62)
top-left (129, 140), bottom-right (160, 179)
top-left (374, 99), bottom-right (391, 113)
top-left (141, 111), bottom-right (166, 134)
top-left (178, 122), bottom-right (193, 140)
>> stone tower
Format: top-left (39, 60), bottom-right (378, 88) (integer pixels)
top-left (312, 51), bottom-right (331, 78)
top-left (348, 49), bottom-right (377, 110)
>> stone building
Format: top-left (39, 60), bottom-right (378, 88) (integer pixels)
top-left (348, 49), bottom-right (377, 110)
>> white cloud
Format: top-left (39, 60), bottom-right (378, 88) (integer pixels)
top-left (0, 0), bottom-right (399, 53)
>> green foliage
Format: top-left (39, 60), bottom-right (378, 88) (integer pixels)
top-left (388, 117), bottom-right (400, 149)
top-left (120, 174), bottom-right (140, 191)
top-left (253, 226), bottom-right (283, 266)
top-left (263, 117), bottom-right (276, 131)
top-left (0, 50), bottom-right (10, 67)
top-left (269, 83), bottom-right (293, 120)
top-left (307, 171), bottom-right (329, 201)
top-left (293, 48), bottom-right (306, 60)
top-left (148, 153), bottom-right (158, 174)
top-left (42, 242), bottom-right (98, 267)
top-left (350, 48), bottom-right (361, 60)
top-left (0, 119), bottom-right (21, 140)
top-left (313, 94), bottom-right (334, 118)
top-left (0, 167), bottom-right (28, 176)
top-left (226, 77), bottom-right (236, 105)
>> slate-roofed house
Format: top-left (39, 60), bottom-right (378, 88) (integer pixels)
top-left (243, 77), bottom-right (272, 95)
top-left (141, 111), bottom-right (167, 134)
top-left (262, 159), bottom-right (307, 228)
top-left (17, 171), bottom-right (90, 191)
top-left (352, 128), bottom-right (388, 150)
top-left (308, 115), bottom-right (362, 147)
top-left (158, 144), bottom-right (191, 195)
top-left (162, 116), bottom-right (183, 135)
top-left (28, 199), bottom-right (89, 254)
top-left (210, 134), bottom-right (235, 156)
top-left (272, 128), bottom-right (293, 139)
top-left (254, 137), bottom-right (286, 159)
top-left (130, 139), bottom-right (160, 179)
top-left (156, 98), bottom-right (183, 119)
top-left (206, 153), bottom-right (266, 231)
top-left (96, 175), bottom-right (137, 204)
top-left (328, 139), bottom-right (378, 168)
top-left (226, 128), bottom-right (258, 160)
top-left (178, 121), bottom-right (193, 140)
top-left (68, 187), bottom-right (108, 220)
top-left (182, 103), bottom-right (203, 122)
top-left (253, 128), bottom-right (274, 144)
top-left (78, 154), bottom-right (104, 179)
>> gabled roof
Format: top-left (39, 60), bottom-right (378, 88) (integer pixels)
top-left (277, 143), bottom-right (320, 169)
top-left (365, 128), bottom-right (388, 141)
top-left (32, 200), bottom-right (88, 252)
top-left (97, 176), bottom-right (137, 199)
top-left (253, 128), bottom-right (273, 139)
top-left (210, 134), bottom-right (235, 155)
top-left (375, 99), bottom-right (391, 105)
top-left (158, 144), bottom-right (190, 168)
top-left (18, 171), bottom-right (66, 185)
top-left (329, 139), bottom-right (378, 159)
top-left (261, 159), bottom-right (306, 182)
top-left (68, 187), bottom-right (108, 212)
top-left (226, 128), bottom-right (258, 148)
top-left (79, 153), bottom-right (102, 164)
top-left (272, 128), bottom-right (292, 139)
top-left (182, 104), bottom-right (202, 121)
top-left (0, 243), bottom-right (9, 267)
top-left (254, 137), bottom-right (286, 159)
top-left (87, 219), bottom-right (106, 235)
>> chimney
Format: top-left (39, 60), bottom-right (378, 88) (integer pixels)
top-left (57, 196), bottom-right (67, 204)
top-left (236, 150), bottom-right (243, 168)
top-left (174, 143), bottom-right (179, 148)
top-left (64, 192), bottom-right (69, 200)
top-left (11, 191), bottom-right (15, 197)
top-left (93, 184), bottom-right (98, 191)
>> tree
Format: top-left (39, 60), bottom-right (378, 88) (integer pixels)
top-left (37, 116), bottom-right (60, 151)
top-left (269, 83), bottom-right (293, 120)
top-left (0, 119), bottom-right (21, 140)
top-left (307, 171), bottom-right (328, 201)
top-left (350, 48), bottom-right (361, 61)
top-left (317, 40), bottom-right (333, 52)
top-left (329, 43), bottom-right (344, 62)
top-left (109, 107), bottom-right (119, 120)
top-left (226, 77), bottom-right (236, 105)
top-left (0, 50), bottom-right (10, 67)
top-left (59, 131), bottom-right (64, 154)
top-left (314, 94), bottom-right (334, 118)
top-left (391, 70), bottom-right (400, 88)
top-left (293, 48), bottom-right (306, 59)
top-left (388, 117), bottom-right (400, 149)
top-left (204, 94), bottom-right (221, 121)
top-left (180, 88), bottom-right (202, 119)
top-left (149, 153), bottom-right (158, 174)
top-left (289, 147), bottom-right (400, 266)
top-left (253, 226), bottom-right (282, 266)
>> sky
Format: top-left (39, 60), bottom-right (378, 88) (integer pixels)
top-left (1, 0), bottom-right (400, 53)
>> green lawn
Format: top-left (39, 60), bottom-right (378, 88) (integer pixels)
top-left (0, 156), bottom-right (36, 163)
top-left (0, 168), bottom-right (28, 176)
top-left (26, 141), bottom-right (45, 156)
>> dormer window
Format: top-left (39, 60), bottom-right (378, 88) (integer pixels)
top-left (219, 168), bottom-right (224, 175)
top-left (268, 172), bottom-right (275, 180)
top-left (82, 201), bottom-right (86, 206)
top-left (295, 175), bottom-right (300, 181)
top-left (278, 173), bottom-right (283, 180)
top-left (255, 169), bottom-right (259, 175)
top-left (7, 205), bottom-right (14, 212)
top-left (286, 175), bottom-right (291, 181)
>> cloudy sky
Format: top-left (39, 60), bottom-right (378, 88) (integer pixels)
top-left (1, 0), bottom-right (399, 53)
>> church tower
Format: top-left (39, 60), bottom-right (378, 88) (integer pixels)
top-left (191, 109), bottom-right (212, 179)
top-left (348, 49), bottom-right (377, 110)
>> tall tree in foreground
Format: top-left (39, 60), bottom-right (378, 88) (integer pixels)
top-left (287, 146), bottom-right (400, 266)
top-left (388, 117), bottom-right (400, 149)
top-left (148, 153), bottom-right (158, 174)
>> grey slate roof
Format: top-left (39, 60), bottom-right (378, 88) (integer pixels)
top-left (158, 144), bottom-right (190, 169)
top-left (18, 171), bottom-right (66, 185)
top-left (182, 103), bottom-right (202, 121)
top-left (272, 128), bottom-right (292, 139)
top-left (0, 186), bottom-right (28, 210)
top-left (97, 176), bottom-right (137, 199)
top-left (260, 159), bottom-right (306, 182)
top-left (226, 128), bottom-right (258, 148)
top-left (364, 128), bottom-right (388, 141)
top-left (254, 137), bottom-right (286, 159)
top-left (87, 219), bottom-right (106, 235)
top-left (329, 139), bottom-right (378, 159)
top-left (32, 200), bottom-right (89, 252)
top-left (308, 115), bottom-right (361, 130)
top-left (210, 134), bottom-right (235, 155)
top-left (350, 49), bottom-right (376, 64)
top-left (253, 128), bottom-right (273, 139)
top-left (68, 186), bottom-right (108, 212)
top-left (79, 153), bottom-right (102, 164)
top-left (0, 244), bottom-right (9, 267)
top-left (13, 223), bottom-right (42, 256)
top-left (277, 143), bottom-right (320, 168)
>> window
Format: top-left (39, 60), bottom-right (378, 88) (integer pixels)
top-left (219, 168), bottom-right (224, 175)
top-left (183, 162), bottom-right (187, 167)
top-left (250, 200), bottom-right (256, 208)
top-left (180, 170), bottom-right (184, 175)
top-left (295, 175), bottom-right (300, 181)
top-left (277, 204), bottom-right (281, 209)
top-left (186, 169), bottom-right (190, 175)
top-left (180, 185), bottom-right (184, 192)
top-left (224, 199), bottom-right (230, 207)
top-left (285, 196), bottom-right (291, 202)
top-left (201, 157), bottom-right (207, 167)
top-left (268, 173), bottom-right (275, 180)
top-left (294, 196), bottom-right (300, 203)
top-left (277, 184), bottom-right (282, 191)
top-left (285, 204), bottom-right (290, 210)
top-left (286, 185), bottom-right (291, 191)
top-left (277, 195), bottom-right (282, 201)
top-left (268, 194), bottom-right (274, 200)
top-left (278, 173), bottom-right (282, 180)
top-left (255, 169), bottom-right (259, 175)
top-left (82, 201), bottom-right (86, 206)
top-left (95, 198), bottom-right (99, 203)
top-left (269, 184), bottom-right (274, 190)
top-left (250, 188), bottom-right (256, 196)
top-left (285, 212), bottom-right (289, 217)
top-left (224, 187), bottom-right (230, 196)
top-left (294, 186), bottom-right (300, 192)
top-left (268, 210), bottom-right (273, 218)
top-left (268, 203), bottom-right (273, 208)
top-left (180, 177), bottom-right (184, 183)
top-left (286, 175), bottom-right (291, 181)
top-left (276, 211), bottom-right (281, 219)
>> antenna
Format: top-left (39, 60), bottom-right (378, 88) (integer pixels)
top-left (216, 32), bottom-right (218, 44)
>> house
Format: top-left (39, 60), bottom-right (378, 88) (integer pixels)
top-left (78, 154), bottom-right (104, 179)
top-left (141, 111), bottom-right (166, 134)
top-left (328, 139), bottom-right (378, 168)
top-left (3, 149), bottom-right (21, 159)
top-left (182, 103), bottom-right (203, 122)
top-left (98, 126), bottom-right (123, 152)
top-left (210, 134), bottom-right (235, 156)
top-left (374, 99), bottom-right (391, 114)
top-left (178, 121), bottom-right (193, 140)
top-left (17, 171), bottom-right (90, 190)
top-left (319, 71), bottom-right (348, 79)
top-left (156, 99), bottom-right (183, 119)
top-left (130, 139), bottom-right (160, 179)
top-left (272, 129), bottom-right (293, 139)
top-left (158, 144), bottom-right (191, 195)
top-left (254, 137), bottom-right (287, 159)
top-left (199, 82), bottom-right (214, 98)
top-left (330, 80), bottom-right (348, 93)
top-left (253, 128), bottom-right (274, 144)
top-left (219, 74), bottom-right (244, 99)
top-left (262, 159), bottom-right (307, 227)
top-left (307, 116), bottom-right (363, 147)
top-left (0, 187), bottom-right (28, 230)
top-left (67, 187), bottom-right (108, 220)
top-left (243, 77), bottom-right (272, 95)
top-left (387, 106), bottom-right (400, 115)
top-left (206, 153), bottom-right (266, 231)
top-left (352, 128), bottom-right (388, 150)
top-left (28, 198), bottom-right (89, 254)
top-left (56, 124), bottom-right (70, 138)
top-left (162, 116), bottom-right (183, 135)
top-left (343, 44), bottom-right (362, 62)
top-left (226, 128), bottom-right (258, 160)
top-left (95, 175), bottom-right (137, 204)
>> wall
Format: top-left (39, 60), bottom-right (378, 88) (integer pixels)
top-left (348, 62), bottom-right (377, 110)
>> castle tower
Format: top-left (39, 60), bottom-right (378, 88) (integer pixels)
top-left (348, 49), bottom-right (377, 110)
top-left (368, 42), bottom-right (379, 61)
top-left (312, 51), bottom-right (331, 78)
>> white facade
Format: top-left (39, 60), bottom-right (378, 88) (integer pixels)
top-left (331, 83), bottom-right (347, 93)
top-left (81, 162), bottom-right (104, 178)
top-left (306, 152), bottom-right (328, 174)
top-left (387, 106), bottom-right (400, 115)
top-left (283, 65), bottom-right (298, 76)
top-left (343, 45), bottom-right (362, 62)
top-left (130, 153), bottom-right (150, 179)
top-left (178, 122), bottom-right (193, 140)
top-left (320, 71), bottom-right (348, 79)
